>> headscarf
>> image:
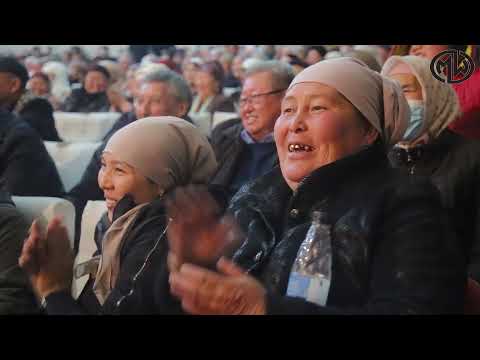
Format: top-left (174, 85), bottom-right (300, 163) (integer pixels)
top-left (381, 55), bottom-right (461, 142)
top-left (103, 116), bottom-right (218, 193)
top-left (288, 57), bottom-right (410, 147)
top-left (92, 116), bottom-right (217, 304)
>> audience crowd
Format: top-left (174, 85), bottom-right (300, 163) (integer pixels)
top-left (0, 44), bottom-right (479, 315)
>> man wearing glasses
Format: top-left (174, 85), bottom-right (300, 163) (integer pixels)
top-left (210, 60), bottom-right (295, 198)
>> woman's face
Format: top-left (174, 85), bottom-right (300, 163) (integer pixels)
top-left (306, 49), bottom-right (323, 65)
top-left (194, 71), bottom-right (218, 97)
top-left (99, 152), bottom-right (160, 220)
top-left (275, 82), bottom-right (378, 190)
top-left (28, 76), bottom-right (50, 97)
top-left (182, 63), bottom-right (198, 88)
top-left (84, 70), bottom-right (109, 94)
top-left (387, 73), bottom-right (423, 101)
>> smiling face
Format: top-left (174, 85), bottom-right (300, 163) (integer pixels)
top-left (275, 82), bottom-right (378, 190)
top-left (193, 70), bottom-right (219, 98)
top-left (28, 75), bottom-right (50, 97)
top-left (387, 73), bottom-right (423, 101)
top-left (240, 71), bottom-right (284, 141)
top-left (98, 152), bottom-right (160, 221)
top-left (134, 81), bottom-right (187, 119)
top-left (84, 70), bottom-right (109, 94)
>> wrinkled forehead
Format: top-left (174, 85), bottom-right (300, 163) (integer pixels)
top-left (284, 81), bottom-right (348, 106)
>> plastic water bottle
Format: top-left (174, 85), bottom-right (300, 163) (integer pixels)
top-left (286, 210), bottom-right (332, 306)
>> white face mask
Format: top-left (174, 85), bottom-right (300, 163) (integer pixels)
top-left (403, 99), bottom-right (425, 141)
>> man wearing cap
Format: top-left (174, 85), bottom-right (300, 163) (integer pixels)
top-left (0, 56), bottom-right (60, 141)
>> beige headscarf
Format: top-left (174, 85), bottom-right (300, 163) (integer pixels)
top-left (92, 116), bottom-right (217, 305)
top-left (103, 116), bottom-right (218, 192)
top-left (288, 57), bottom-right (410, 147)
top-left (381, 55), bottom-right (461, 143)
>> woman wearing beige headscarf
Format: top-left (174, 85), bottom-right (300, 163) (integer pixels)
top-left (165, 57), bottom-right (466, 315)
top-left (19, 116), bottom-right (218, 314)
top-left (382, 56), bottom-right (480, 308)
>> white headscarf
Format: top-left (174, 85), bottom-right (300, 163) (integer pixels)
top-left (382, 55), bottom-right (461, 142)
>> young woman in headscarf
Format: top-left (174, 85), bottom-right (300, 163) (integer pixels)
top-left (18, 116), bottom-right (218, 314)
top-left (382, 55), bottom-right (480, 286)
top-left (165, 57), bottom-right (466, 315)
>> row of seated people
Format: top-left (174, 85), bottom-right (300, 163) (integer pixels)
top-left (1, 54), bottom-right (480, 314)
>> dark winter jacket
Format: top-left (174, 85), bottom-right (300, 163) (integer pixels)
top-left (0, 110), bottom-right (64, 197)
top-left (61, 87), bottom-right (110, 113)
top-left (0, 188), bottom-right (40, 314)
top-left (66, 112), bottom-right (195, 253)
top-left (388, 129), bottom-right (480, 283)
top-left (209, 118), bottom-right (278, 198)
top-left (44, 196), bottom-right (183, 315)
top-left (228, 142), bottom-right (466, 314)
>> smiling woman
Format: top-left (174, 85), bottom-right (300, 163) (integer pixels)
top-left (19, 116), bottom-right (218, 314)
top-left (165, 57), bottom-right (467, 315)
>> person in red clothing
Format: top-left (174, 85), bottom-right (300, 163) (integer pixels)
top-left (408, 45), bottom-right (480, 139)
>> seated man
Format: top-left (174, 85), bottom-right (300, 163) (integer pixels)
top-left (0, 56), bottom-right (60, 141)
top-left (0, 183), bottom-right (39, 314)
top-left (0, 110), bottom-right (64, 197)
top-left (66, 68), bottom-right (193, 252)
top-left (61, 64), bottom-right (111, 113)
top-left (210, 60), bottom-right (295, 198)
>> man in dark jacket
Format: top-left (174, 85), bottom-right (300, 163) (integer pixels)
top-left (66, 68), bottom-right (193, 253)
top-left (209, 60), bottom-right (295, 198)
top-left (61, 64), bottom-right (111, 113)
top-left (0, 110), bottom-right (64, 197)
top-left (0, 56), bottom-right (60, 141)
top-left (0, 185), bottom-right (39, 314)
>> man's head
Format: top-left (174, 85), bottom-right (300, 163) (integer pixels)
top-left (134, 69), bottom-right (192, 119)
top-left (240, 60), bottom-right (295, 141)
top-left (84, 64), bottom-right (111, 94)
top-left (0, 56), bottom-right (29, 108)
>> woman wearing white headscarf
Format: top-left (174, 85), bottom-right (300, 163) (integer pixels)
top-left (165, 58), bottom-right (466, 315)
top-left (382, 55), bottom-right (480, 289)
top-left (19, 117), bottom-right (218, 314)
top-left (42, 61), bottom-right (71, 109)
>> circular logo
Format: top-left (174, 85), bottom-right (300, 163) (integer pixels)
top-left (430, 49), bottom-right (475, 84)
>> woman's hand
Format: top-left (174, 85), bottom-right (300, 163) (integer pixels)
top-left (18, 217), bottom-right (74, 299)
top-left (169, 257), bottom-right (266, 315)
top-left (165, 186), bottom-right (244, 272)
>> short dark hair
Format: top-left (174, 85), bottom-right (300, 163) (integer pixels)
top-left (306, 45), bottom-right (327, 58)
top-left (0, 56), bottom-right (30, 89)
top-left (31, 72), bottom-right (51, 89)
top-left (87, 64), bottom-right (111, 80)
top-left (199, 61), bottom-right (225, 92)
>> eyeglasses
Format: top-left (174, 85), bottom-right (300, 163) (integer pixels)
top-left (239, 88), bottom-right (286, 107)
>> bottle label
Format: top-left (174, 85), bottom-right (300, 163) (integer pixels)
top-left (286, 272), bottom-right (330, 306)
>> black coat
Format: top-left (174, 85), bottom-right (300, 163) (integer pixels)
top-left (0, 111), bottom-right (64, 197)
top-left (15, 97), bottom-right (61, 141)
top-left (0, 188), bottom-right (39, 314)
top-left (44, 196), bottom-right (183, 315)
top-left (209, 118), bottom-right (279, 198)
top-left (388, 129), bottom-right (480, 283)
top-left (228, 142), bottom-right (466, 314)
top-left (61, 88), bottom-right (110, 113)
